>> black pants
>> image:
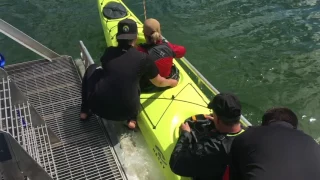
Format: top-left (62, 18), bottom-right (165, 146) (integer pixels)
top-left (81, 64), bottom-right (139, 121)
top-left (80, 64), bottom-right (103, 114)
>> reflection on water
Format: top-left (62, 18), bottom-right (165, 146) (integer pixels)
top-left (309, 117), bottom-right (316, 123)
top-left (1, 0), bottom-right (320, 140)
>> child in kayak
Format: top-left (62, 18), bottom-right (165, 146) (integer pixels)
top-left (136, 18), bottom-right (186, 92)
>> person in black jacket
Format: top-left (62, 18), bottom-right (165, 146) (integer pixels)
top-left (79, 18), bottom-right (178, 129)
top-left (169, 93), bottom-right (246, 180)
top-left (230, 107), bottom-right (320, 180)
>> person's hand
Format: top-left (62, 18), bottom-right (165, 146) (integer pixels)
top-left (204, 114), bottom-right (214, 120)
top-left (180, 122), bottom-right (191, 132)
top-left (170, 79), bottom-right (178, 87)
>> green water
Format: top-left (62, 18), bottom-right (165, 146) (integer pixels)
top-left (1, 0), bottom-right (320, 139)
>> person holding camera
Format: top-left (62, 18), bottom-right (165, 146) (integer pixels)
top-left (169, 93), bottom-right (245, 180)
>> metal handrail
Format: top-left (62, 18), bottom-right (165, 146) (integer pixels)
top-left (0, 19), bottom-right (60, 62)
top-left (79, 41), bottom-right (94, 67)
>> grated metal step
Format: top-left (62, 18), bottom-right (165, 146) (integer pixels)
top-left (0, 102), bottom-right (57, 179)
top-left (5, 56), bottom-right (127, 180)
top-left (0, 71), bottom-right (57, 179)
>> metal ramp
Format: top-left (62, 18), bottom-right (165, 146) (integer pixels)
top-left (0, 130), bottom-right (54, 180)
top-left (4, 56), bottom-right (127, 180)
top-left (0, 68), bottom-right (57, 179)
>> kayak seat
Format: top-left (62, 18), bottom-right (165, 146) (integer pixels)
top-left (169, 63), bottom-right (180, 81)
top-left (103, 2), bottom-right (128, 19)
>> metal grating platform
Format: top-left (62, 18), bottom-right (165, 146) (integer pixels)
top-left (0, 72), bottom-right (58, 179)
top-left (5, 56), bottom-right (126, 180)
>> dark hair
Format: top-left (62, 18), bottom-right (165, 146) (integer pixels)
top-left (262, 107), bottom-right (298, 128)
top-left (219, 117), bottom-right (240, 126)
top-left (117, 39), bottom-right (134, 48)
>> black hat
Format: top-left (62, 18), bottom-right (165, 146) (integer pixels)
top-left (116, 18), bottom-right (138, 40)
top-left (207, 93), bottom-right (242, 122)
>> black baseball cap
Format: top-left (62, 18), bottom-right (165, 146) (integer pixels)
top-left (207, 93), bottom-right (242, 122)
top-left (116, 18), bottom-right (138, 40)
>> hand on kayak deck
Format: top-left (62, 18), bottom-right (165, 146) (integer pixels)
top-left (170, 79), bottom-right (178, 87)
top-left (180, 122), bottom-right (191, 132)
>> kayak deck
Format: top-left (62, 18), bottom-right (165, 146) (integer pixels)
top-left (4, 56), bottom-right (127, 180)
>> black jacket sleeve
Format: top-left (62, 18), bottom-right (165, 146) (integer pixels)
top-left (100, 47), bottom-right (117, 71)
top-left (100, 48), bottom-right (109, 70)
top-left (169, 130), bottom-right (227, 178)
top-left (141, 55), bottom-right (159, 79)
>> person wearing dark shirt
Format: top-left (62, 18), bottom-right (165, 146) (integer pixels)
top-left (230, 107), bottom-right (320, 180)
top-left (136, 18), bottom-right (186, 92)
top-left (169, 93), bottom-right (245, 180)
top-left (80, 18), bottom-right (178, 129)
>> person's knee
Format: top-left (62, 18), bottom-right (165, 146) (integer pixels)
top-left (88, 63), bottom-right (98, 69)
top-left (87, 64), bottom-right (99, 73)
top-left (84, 64), bottom-right (98, 78)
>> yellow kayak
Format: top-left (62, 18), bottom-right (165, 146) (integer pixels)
top-left (97, 0), bottom-right (251, 179)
